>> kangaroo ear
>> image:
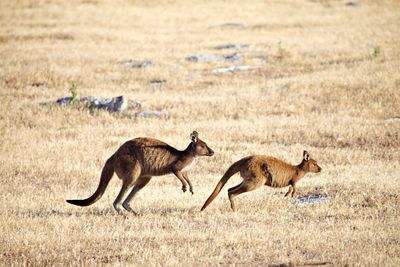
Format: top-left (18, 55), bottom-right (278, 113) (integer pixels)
top-left (190, 131), bottom-right (198, 143)
top-left (303, 150), bottom-right (310, 161)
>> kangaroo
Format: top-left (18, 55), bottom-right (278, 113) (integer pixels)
top-left (201, 151), bottom-right (321, 211)
top-left (67, 131), bottom-right (214, 214)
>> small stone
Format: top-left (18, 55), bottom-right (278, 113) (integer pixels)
top-left (106, 96), bottom-right (127, 112)
top-left (123, 59), bottom-right (154, 68)
top-left (295, 195), bottom-right (329, 206)
top-left (212, 65), bottom-right (258, 73)
top-left (135, 110), bottom-right (168, 118)
top-left (86, 95), bottom-right (127, 112)
top-left (214, 44), bottom-right (250, 50)
top-left (56, 96), bottom-right (73, 105)
top-left (223, 52), bottom-right (242, 61)
top-left (185, 52), bottom-right (242, 62)
top-left (185, 54), bottom-right (224, 62)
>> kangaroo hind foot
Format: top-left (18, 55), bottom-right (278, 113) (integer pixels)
top-left (113, 156), bottom-right (141, 214)
top-left (122, 176), bottom-right (152, 215)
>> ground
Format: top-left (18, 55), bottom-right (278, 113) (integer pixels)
top-left (0, 0), bottom-right (399, 266)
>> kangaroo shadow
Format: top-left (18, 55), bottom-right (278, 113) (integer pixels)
top-left (139, 206), bottom-right (198, 216)
top-left (18, 207), bottom-right (123, 218)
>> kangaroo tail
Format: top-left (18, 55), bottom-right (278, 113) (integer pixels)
top-left (67, 155), bottom-right (115, 207)
top-left (201, 159), bottom-right (244, 211)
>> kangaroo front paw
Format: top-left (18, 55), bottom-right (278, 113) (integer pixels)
top-left (190, 188), bottom-right (194, 194)
top-left (182, 186), bottom-right (187, 193)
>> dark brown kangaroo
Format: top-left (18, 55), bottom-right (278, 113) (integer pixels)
top-left (67, 131), bottom-right (214, 214)
top-left (201, 151), bottom-right (321, 211)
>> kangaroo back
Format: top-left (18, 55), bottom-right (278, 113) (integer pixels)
top-left (67, 155), bottom-right (115, 207)
top-left (201, 158), bottom-right (245, 211)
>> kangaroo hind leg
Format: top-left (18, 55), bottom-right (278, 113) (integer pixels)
top-left (122, 176), bottom-right (152, 215)
top-left (113, 156), bottom-right (141, 214)
top-left (228, 176), bottom-right (265, 212)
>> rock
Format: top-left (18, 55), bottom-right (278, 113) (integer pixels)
top-left (295, 195), bottom-right (329, 206)
top-left (212, 65), bottom-right (259, 73)
top-left (214, 44), bottom-right (250, 50)
top-left (185, 54), bottom-right (224, 62)
top-left (56, 95), bottom-right (141, 112)
top-left (135, 110), bottom-right (168, 118)
top-left (89, 95), bottom-right (128, 112)
top-left (223, 52), bottom-right (242, 61)
top-left (56, 96), bottom-right (73, 105)
top-left (123, 59), bottom-right (154, 68)
top-left (185, 52), bottom-right (242, 62)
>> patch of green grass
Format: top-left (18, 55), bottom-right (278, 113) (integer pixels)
top-left (70, 81), bottom-right (79, 105)
top-left (373, 46), bottom-right (381, 57)
top-left (276, 40), bottom-right (290, 60)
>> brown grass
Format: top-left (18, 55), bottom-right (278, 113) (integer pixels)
top-left (1, 0), bottom-right (399, 266)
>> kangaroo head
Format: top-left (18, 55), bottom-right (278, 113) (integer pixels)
top-left (301, 150), bottom-right (321, 173)
top-left (190, 131), bottom-right (214, 157)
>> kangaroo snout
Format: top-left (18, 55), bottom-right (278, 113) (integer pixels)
top-left (208, 149), bottom-right (214, 156)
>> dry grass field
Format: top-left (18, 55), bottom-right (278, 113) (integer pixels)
top-left (1, 0), bottom-right (399, 266)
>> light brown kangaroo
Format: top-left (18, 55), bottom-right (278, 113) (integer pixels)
top-left (201, 151), bottom-right (321, 211)
top-left (67, 131), bottom-right (214, 214)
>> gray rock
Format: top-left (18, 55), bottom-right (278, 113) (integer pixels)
top-left (56, 95), bottom-right (141, 112)
top-left (214, 44), bottom-right (250, 50)
top-left (89, 95), bottom-right (128, 112)
top-left (295, 195), bottom-right (329, 206)
top-left (212, 65), bottom-right (259, 73)
top-left (56, 96), bottom-right (73, 105)
top-left (185, 54), bottom-right (224, 62)
top-left (185, 52), bottom-right (242, 62)
top-left (135, 110), bottom-right (168, 118)
top-left (224, 52), bottom-right (242, 61)
top-left (123, 59), bottom-right (154, 68)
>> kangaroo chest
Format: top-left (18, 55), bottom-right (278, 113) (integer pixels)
top-left (182, 158), bottom-right (196, 173)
